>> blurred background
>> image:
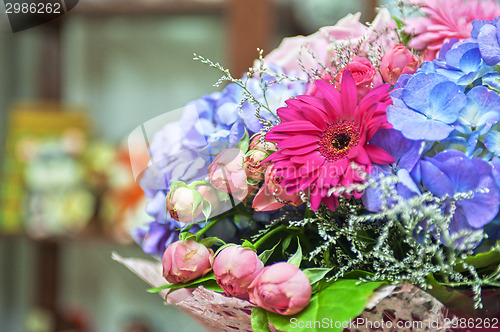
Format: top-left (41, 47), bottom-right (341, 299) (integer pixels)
top-left (0, 0), bottom-right (379, 331)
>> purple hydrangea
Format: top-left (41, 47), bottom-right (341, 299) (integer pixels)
top-left (471, 18), bottom-right (500, 66)
top-left (362, 129), bottom-right (424, 211)
top-left (131, 220), bottom-right (200, 257)
top-left (415, 151), bottom-right (499, 242)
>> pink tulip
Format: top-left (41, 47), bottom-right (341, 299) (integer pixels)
top-left (252, 164), bottom-right (303, 212)
top-left (380, 44), bottom-right (419, 85)
top-left (213, 245), bottom-right (264, 299)
top-left (162, 240), bottom-right (214, 284)
top-left (166, 186), bottom-right (203, 223)
top-left (208, 148), bottom-right (255, 201)
top-left (244, 135), bottom-right (277, 181)
top-left (248, 262), bottom-right (311, 315)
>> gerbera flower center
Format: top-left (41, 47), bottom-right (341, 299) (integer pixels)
top-left (319, 121), bottom-right (360, 162)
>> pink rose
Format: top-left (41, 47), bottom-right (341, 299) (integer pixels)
top-left (244, 135), bottom-right (277, 181)
top-left (208, 148), bottom-right (255, 201)
top-left (196, 184), bottom-right (220, 217)
top-left (213, 245), bottom-right (264, 299)
top-left (263, 9), bottom-right (396, 78)
top-left (252, 164), bottom-right (303, 212)
top-left (162, 240), bottom-right (214, 284)
top-left (166, 186), bottom-right (203, 223)
top-left (248, 262), bottom-right (311, 315)
top-left (380, 44), bottom-right (419, 85)
top-left (334, 57), bottom-right (381, 98)
top-left (166, 182), bottom-right (220, 223)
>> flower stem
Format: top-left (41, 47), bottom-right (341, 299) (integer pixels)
top-left (195, 210), bottom-right (234, 239)
top-left (253, 224), bottom-right (287, 249)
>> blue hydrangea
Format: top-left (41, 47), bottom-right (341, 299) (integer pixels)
top-left (456, 86), bottom-right (500, 136)
top-left (431, 40), bottom-right (493, 89)
top-left (387, 72), bottom-right (467, 141)
top-left (362, 129), bottom-right (424, 212)
top-left (471, 18), bottom-right (500, 66)
top-left (239, 70), bottom-right (307, 132)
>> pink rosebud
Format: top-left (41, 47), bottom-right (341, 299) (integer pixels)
top-left (334, 57), bottom-right (381, 99)
top-left (166, 186), bottom-right (202, 222)
top-left (208, 148), bottom-right (255, 201)
top-left (252, 164), bottom-right (303, 211)
top-left (380, 44), bottom-right (419, 85)
top-left (248, 262), bottom-right (311, 315)
top-left (244, 135), bottom-right (277, 181)
top-left (162, 240), bottom-right (214, 284)
top-left (213, 245), bottom-right (264, 299)
top-left (196, 184), bottom-right (220, 217)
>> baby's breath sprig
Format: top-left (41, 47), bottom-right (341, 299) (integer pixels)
top-left (291, 169), bottom-right (498, 309)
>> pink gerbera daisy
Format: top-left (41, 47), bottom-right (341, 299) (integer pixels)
top-left (265, 72), bottom-right (395, 211)
top-left (406, 0), bottom-right (500, 60)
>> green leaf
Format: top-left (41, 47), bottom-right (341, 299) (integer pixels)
top-left (455, 243), bottom-right (500, 272)
top-left (287, 238), bottom-right (302, 268)
top-left (251, 307), bottom-right (271, 332)
top-left (342, 270), bottom-right (374, 279)
top-left (202, 200), bottom-right (212, 220)
top-left (425, 274), bottom-right (476, 314)
top-left (179, 232), bottom-right (196, 243)
top-left (148, 272), bottom-right (218, 293)
top-left (236, 129), bottom-right (250, 152)
top-left (199, 236), bottom-right (225, 248)
top-left (246, 177), bottom-right (261, 186)
top-left (147, 283), bottom-right (173, 293)
top-left (267, 279), bottom-right (384, 332)
top-left (282, 234), bottom-right (293, 255)
top-left (192, 190), bottom-right (204, 217)
top-left (242, 239), bottom-right (257, 251)
top-left (392, 15), bottom-right (405, 30)
top-left (169, 181), bottom-right (188, 192)
top-left (198, 280), bottom-right (224, 293)
top-left (259, 241), bottom-right (281, 265)
top-left (303, 268), bottom-right (332, 285)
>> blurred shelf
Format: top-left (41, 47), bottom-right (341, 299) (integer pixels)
top-left (73, 0), bottom-right (226, 15)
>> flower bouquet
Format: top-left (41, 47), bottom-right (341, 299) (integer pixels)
top-left (121, 0), bottom-right (500, 331)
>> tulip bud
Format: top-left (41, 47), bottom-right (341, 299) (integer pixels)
top-left (380, 44), bottom-right (419, 85)
top-left (166, 186), bottom-right (203, 223)
top-left (248, 262), bottom-right (311, 315)
top-left (244, 135), bottom-right (277, 181)
top-left (213, 245), bottom-right (264, 299)
top-left (208, 148), bottom-right (255, 201)
top-left (162, 240), bottom-right (214, 284)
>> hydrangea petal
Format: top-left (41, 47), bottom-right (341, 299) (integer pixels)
top-left (427, 81), bottom-right (465, 123)
top-left (477, 23), bottom-right (500, 65)
top-left (485, 130), bottom-right (500, 154)
top-left (387, 105), bottom-right (454, 140)
top-left (420, 159), bottom-right (454, 197)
